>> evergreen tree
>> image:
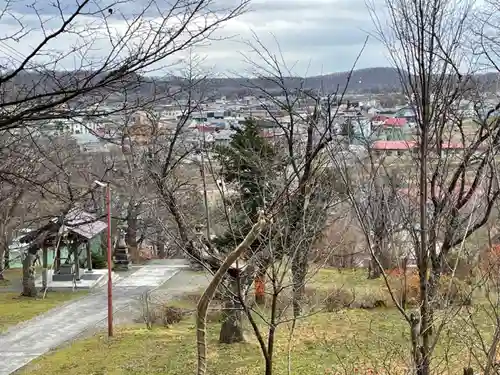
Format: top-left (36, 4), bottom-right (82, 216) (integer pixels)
top-left (214, 119), bottom-right (279, 250)
top-left (214, 120), bottom-right (282, 339)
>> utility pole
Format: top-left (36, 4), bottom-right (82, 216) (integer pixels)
top-left (94, 180), bottom-right (113, 337)
top-left (199, 131), bottom-right (210, 239)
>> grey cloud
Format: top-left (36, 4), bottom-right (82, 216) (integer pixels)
top-left (207, 0), bottom-right (380, 73)
top-left (4, 0), bottom-right (112, 16)
top-left (194, 41), bottom-right (387, 76)
top-left (230, 0), bottom-right (378, 49)
top-left (3, 0), bottom-right (248, 22)
top-left (0, 0), bottom-right (391, 75)
top-left (240, 20), bottom-right (373, 48)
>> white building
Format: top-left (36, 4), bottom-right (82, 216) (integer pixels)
top-left (44, 118), bottom-right (99, 136)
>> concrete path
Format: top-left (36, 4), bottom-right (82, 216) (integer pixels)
top-left (0, 265), bottom-right (181, 375)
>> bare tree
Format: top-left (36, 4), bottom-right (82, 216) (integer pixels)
top-left (0, 0), bottom-right (249, 262)
top-left (3, 129), bottom-right (116, 296)
top-left (0, 0), bottom-right (249, 132)
top-left (143, 56), bottom-right (215, 267)
top-left (0, 0), bottom-right (249, 291)
top-left (313, 0), bottom-right (500, 373)
top-left (177, 37), bottom-right (364, 372)
top-left (234, 35), bottom-right (367, 318)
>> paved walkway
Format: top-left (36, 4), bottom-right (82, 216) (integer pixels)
top-left (0, 265), bottom-right (181, 375)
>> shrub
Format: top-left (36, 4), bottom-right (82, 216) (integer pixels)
top-left (444, 253), bottom-right (476, 281)
top-left (437, 276), bottom-right (472, 306)
top-left (480, 246), bottom-right (500, 284)
top-left (91, 253), bottom-right (107, 269)
top-left (79, 252), bottom-right (107, 269)
top-left (161, 306), bottom-right (187, 326)
top-left (139, 300), bottom-right (189, 328)
top-left (155, 305), bottom-right (187, 327)
top-left (353, 291), bottom-right (390, 309)
top-left (388, 272), bottom-right (420, 307)
top-left (324, 287), bottom-right (354, 312)
top-left (304, 286), bottom-right (325, 308)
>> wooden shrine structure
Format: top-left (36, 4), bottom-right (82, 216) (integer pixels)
top-left (19, 208), bottom-right (107, 287)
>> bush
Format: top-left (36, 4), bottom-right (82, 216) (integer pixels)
top-left (353, 291), bottom-right (390, 309)
top-left (388, 272), bottom-right (420, 307)
top-left (480, 246), bottom-right (500, 283)
top-left (387, 272), bottom-right (472, 308)
top-left (324, 287), bottom-right (355, 312)
top-left (162, 306), bottom-right (187, 326)
top-left (93, 253), bottom-right (108, 269)
top-left (444, 253), bottom-right (475, 281)
top-left (304, 286), bottom-right (324, 308)
top-left (437, 276), bottom-right (472, 306)
top-left (80, 253), bottom-right (107, 269)
top-left (142, 304), bottom-right (188, 327)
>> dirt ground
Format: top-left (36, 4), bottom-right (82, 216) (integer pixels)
top-left (102, 270), bottom-right (211, 326)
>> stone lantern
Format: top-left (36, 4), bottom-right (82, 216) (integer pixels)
top-left (113, 229), bottom-right (132, 271)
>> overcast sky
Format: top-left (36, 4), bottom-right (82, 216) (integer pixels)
top-left (0, 0), bottom-right (389, 77)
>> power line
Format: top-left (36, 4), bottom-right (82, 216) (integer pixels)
top-left (0, 40), bottom-right (25, 65)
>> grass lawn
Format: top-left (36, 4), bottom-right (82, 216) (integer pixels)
top-left (0, 267), bottom-right (45, 288)
top-left (0, 290), bottom-right (87, 332)
top-left (0, 268), bottom-right (22, 287)
top-left (17, 311), bottom-right (412, 375)
top-left (16, 269), bottom-right (496, 375)
top-left (310, 267), bottom-right (385, 292)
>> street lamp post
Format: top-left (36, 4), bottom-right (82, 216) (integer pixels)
top-left (94, 180), bottom-right (113, 337)
top-left (199, 137), bottom-right (210, 240)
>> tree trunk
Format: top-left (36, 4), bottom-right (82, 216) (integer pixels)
top-left (41, 247), bottom-right (48, 291)
top-left (73, 244), bottom-right (80, 281)
top-left (368, 234), bottom-right (389, 279)
top-left (0, 243), bottom-right (5, 281)
top-left (402, 256), bottom-right (408, 309)
top-left (417, 266), bottom-right (431, 375)
top-left (164, 190), bottom-right (202, 265)
top-left (485, 324), bottom-right (500, 375)
top-left (102, 217), bottom-right (118, 256)
top-left (219, 278), bottom-right (245, 344)
top-left (291, 250), bottom-right (307, 317)
top-left (101, 231), bottom-right (107, 257)
top-left (0, 230), bottom-right (6, 280)
top-left (4, 246), bottom-right (9, 270)
top-left (22, 252), bottom-right (37, 297)
top-left (166, 192), bottom-right (189, 244)
top-left (126, 200), bottom-right (139, 262)
top-left (55, 243), bottom-right (61, 271)
top-left (0, 254), bottom-right (4, 281)
top-left (86, 242), bottom-right (92, 271)
top-left (368, 256), bottom-right (382, 279)
top-left (197, 212), bottom-right (267, 375)
top-left (157, 230), bottom-right (166, 259)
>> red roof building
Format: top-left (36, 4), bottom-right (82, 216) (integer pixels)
top-left (371, 115), bottom-right (389, 122)
top-left (372, 140), bottom-right (466, 151)
top-left (383, 117), bottom-right (407, 127)
top-left (196, 125), bottom-right (216, 132)
top-left (441, 142), bottom-right (464, 150)
top-left (372, 140), bottom-right (417, 150)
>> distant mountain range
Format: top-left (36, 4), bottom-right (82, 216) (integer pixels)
top-left (6, 67), bottom-right (500, 101)
top-left (160, 67), bottom-right (500, 96)
top-left (163, 67), bottom-right (404, 96)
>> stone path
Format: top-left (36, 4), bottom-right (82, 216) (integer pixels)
top-left (0, 264), bottom-right (181, 375)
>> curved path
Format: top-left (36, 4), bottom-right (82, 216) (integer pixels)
top-left (0, 264), bottom-right (183, 375)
